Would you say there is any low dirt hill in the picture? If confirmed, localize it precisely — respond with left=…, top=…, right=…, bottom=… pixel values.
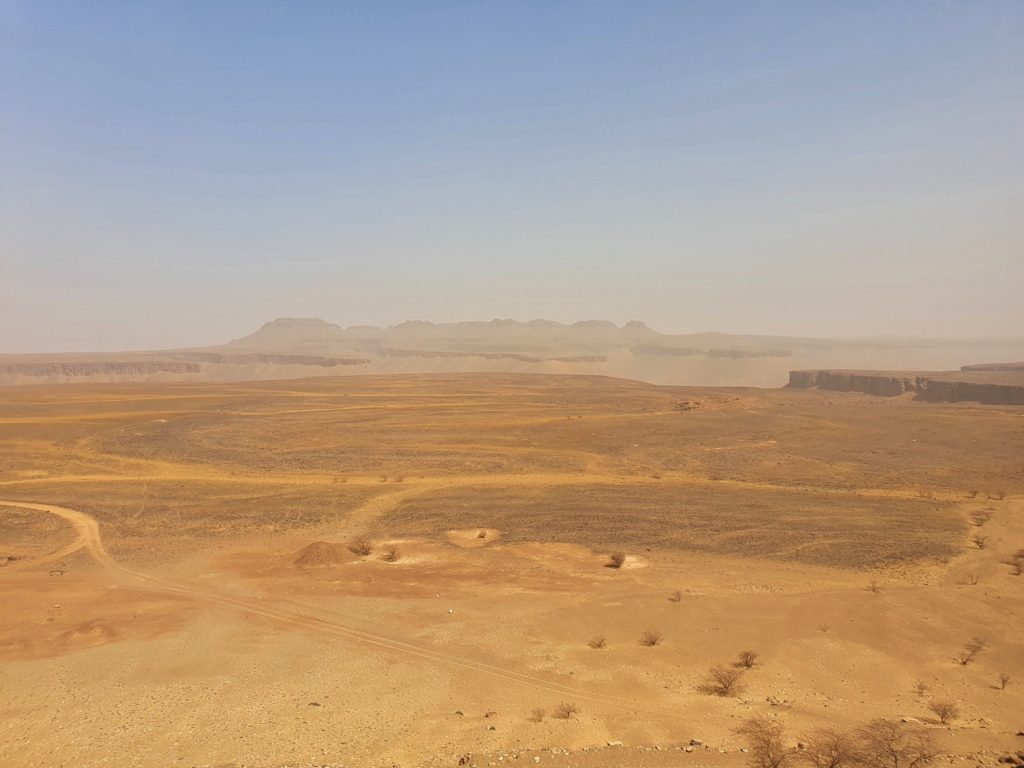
left=293, top=541, right=353, bottom=568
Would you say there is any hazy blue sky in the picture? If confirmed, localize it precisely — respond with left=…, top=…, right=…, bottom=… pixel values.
left=2, top=1, right=1022, bottom=351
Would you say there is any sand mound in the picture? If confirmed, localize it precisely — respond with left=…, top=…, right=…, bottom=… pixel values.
left=293, top=541, right=352, bottom=568
left=59, top=620, right=118, bottom=648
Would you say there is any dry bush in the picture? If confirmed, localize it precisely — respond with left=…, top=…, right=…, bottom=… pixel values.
left=853, top=719, right=938, bottom=768
left=737, top=650, right=760, bottom=669
left=998, top=672, right=1010, bottom=690
left=528, top=707, right=545, bottom=723
left=968, top=490, right=979, bottom=499
left=912, top=680, right=928, bottom=697
left=347, top=538, right=372, bottom=556
left=587, top=635, right=606, bottom=649
left=735, top=715, right=789, bottom=768
left=969, top=510, right=991, bottom=526
left=965, top=572, right=980, bottom=585
left=552, top=702, right=578, bottom=719
left=818, top=624, right=831, bottom=633
left=1004, top=550, right=1024, bottom=576
left=867, top=579, right=882, bottom=593
left=927, top=699, right=959, bottom=725
left=380, top=546, right=399, bottom=562
left=476, top=530, right=487, bottom=539
left=970, top=534, right=988, bottom=550
left=956, top=637, right=986, bottom=665
left=703, top=664, right=745, bottom=696
left=639, top=629, right=663, bottom=647
left=668, top=589, right=683, bottom=602
left=798, top=727, right=857, bottom=768
left=606, top=551, right=626, bottom=569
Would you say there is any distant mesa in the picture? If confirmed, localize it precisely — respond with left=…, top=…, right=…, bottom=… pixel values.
left=3, top=317, right=1024, bottom=389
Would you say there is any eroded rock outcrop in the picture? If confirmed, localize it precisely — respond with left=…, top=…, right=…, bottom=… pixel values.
left=788, top=369, right=1024, bottom=405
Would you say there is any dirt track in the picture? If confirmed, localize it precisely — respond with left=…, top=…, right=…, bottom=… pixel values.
left=0, top=498, right=676, bottom=718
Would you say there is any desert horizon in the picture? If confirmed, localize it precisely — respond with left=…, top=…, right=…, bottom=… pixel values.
left=3, top=2, right=1023, bottom=767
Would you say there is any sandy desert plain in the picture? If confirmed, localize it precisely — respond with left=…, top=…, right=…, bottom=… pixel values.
left=1, top=372, right=1023, bottom=768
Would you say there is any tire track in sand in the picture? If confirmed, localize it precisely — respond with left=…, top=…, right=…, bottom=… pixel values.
left=0, top=499, right=678, bottom=719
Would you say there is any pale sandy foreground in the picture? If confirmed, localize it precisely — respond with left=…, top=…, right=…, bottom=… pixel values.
left=1, top=375, right=1022, bottom=767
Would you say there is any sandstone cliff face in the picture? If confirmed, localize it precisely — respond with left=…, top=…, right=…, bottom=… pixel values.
left=172, top=352, right=369, bottom=367
left=0, top=361, right=202, bottom=379
left=961, top=362, right=1024, bottom=372
left=788, top=369, right=1024, bottom=405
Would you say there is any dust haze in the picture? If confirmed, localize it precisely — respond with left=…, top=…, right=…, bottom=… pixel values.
left=3, top=3, right=1024, bottom=768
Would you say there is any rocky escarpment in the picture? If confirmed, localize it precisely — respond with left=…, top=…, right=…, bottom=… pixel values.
left=170, top=352, right=369, bottom=367
left=962, top=362, right=1024, bottom=372
left=0, top=361, right=202, bottom=379
left=788, top=369, right=1024, bottom=405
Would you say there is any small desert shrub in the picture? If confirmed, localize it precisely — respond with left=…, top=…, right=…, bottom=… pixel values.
left=818, top=624, right=831, bottom=633
left=853, top=719, right=937, bottom=768
left=1004, top=551, right=1024, bottom=576
left=347, top=538, right=373, bottom=556
left=965, top=572, right=980, bottom=585
left=529, top=707, right=546, bottom=723
left=668, top=589, right=683, bottom=602
left=737, top=650, right=759, bottom=669
left=956, top=637, right=986, bottom=665
left=968, top=490, right=979, bottom=499
left=587, top=635, right=606, bottom=649
left=552, top=702, right=578, bottom=719
left=927, top=699, right=960, bottom=725
left=867, top=579, right=882, bottom=593
left=798, top=727, right=857, bottom=768
left=735, top=715, right=788, bottom=768
left=969, top=509, right=991, bottom=526
left=639, top=629, right=663, bottom=647
left=476, top=529, right=487, bottom=539
left=998, top=672, right=1010, bottom=690
left=703, top=664, right=745, bottom=696
left=970, top=534, right=988, bottom=550
left=912, top=680, right=929, bottom=697
left=606, top=551, right=626, bottom=569
left=381, top=546, right=399, bottom=562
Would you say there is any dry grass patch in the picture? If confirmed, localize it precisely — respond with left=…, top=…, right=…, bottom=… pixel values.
left=606, top=551, right=626, bottom=569
left=639, top=629, right=663, bottom=647
left=347, top=538, right=373, bottom=557
left=552, top=702, right=578, bottom=719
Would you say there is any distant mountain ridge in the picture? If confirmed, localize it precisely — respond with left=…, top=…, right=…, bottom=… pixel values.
left=2, top=316, right=1023, bottom=387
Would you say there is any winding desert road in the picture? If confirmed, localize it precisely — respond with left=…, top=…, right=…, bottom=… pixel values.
left=0, top=498, right=677, bottom=718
